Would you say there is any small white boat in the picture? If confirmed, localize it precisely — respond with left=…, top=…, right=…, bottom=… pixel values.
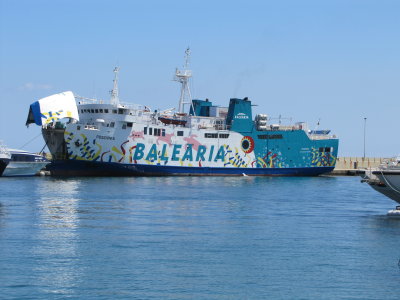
left=2, top=149, right=49, bottom=177
left=387, top=206, right=400, bottom=217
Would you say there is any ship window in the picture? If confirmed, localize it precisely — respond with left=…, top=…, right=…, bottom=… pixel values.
left=325, top=147, right=331, bottom=152
left=149, top=128, right=153, bottom=135
left=105, top=109, right=109, bottom=113
left=113, top=110, right=117, bottom=114
left=258, top=134, right=283, bottom=140
left=91, top=109, right=95, bottom=113
left=319, top=147, right=324, bottom=152
left=122, top=124, right=127, bottom=129
left=77, top=126, right=81, bottom=130
left=144, top=127, right=147, bottom=135
left=162, top=129, right=165, bottom=136
left=154, top=128, right=161, bottom=136
left=205, top=133, right=218, bottom=138
left=95, top=109, right=99, bottom=113
left=177, top=131, right=184, bottom=136
left=110, top=122, right=115, bottom=128
left=118, top=109, right=124, bottom=114
left=99, top=109, right=103, bottom=113
left=219, top=133, right=229, bottom=138
left=127, top=122, right=133, bottom=128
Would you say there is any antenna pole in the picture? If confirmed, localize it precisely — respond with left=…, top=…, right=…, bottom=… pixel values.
left=363, top=117, right=367, bottom=159
left=174, top=48, right=193, bottom=114
left=111, top=67, right=120, bottom=105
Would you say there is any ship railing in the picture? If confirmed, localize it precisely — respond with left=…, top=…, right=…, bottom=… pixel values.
left=259, top=125, right=304, bottom=131
left=42, top=122, right=66, bottom=130
left=118, top=102, right=144, bottom=111
left=308, top=134, right=337, bottom=140
left=75, top=95, right=106, bottom=104
left=214, top=124, right=227, bottom=130
left=75, top=95, right=144, bottom=110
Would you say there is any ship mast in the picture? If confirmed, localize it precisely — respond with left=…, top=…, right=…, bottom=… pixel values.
left=110, top=67, right=120, bottom=106
left=174, top=48, right=194, bottom=114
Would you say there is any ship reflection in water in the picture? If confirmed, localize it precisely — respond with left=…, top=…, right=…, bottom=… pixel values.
left=1, top=176, right=400, bottom=299
left=33, top=179, right=81, bottom=295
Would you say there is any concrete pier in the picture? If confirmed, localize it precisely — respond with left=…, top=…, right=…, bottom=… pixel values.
left=329, top=157, right=386, bottom=176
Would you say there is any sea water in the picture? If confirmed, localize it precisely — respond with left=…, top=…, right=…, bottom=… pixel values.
left=0, top=176, right=400, bottom=299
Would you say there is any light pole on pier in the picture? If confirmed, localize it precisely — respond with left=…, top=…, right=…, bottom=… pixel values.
left=363, top=117, right=367, bottom=159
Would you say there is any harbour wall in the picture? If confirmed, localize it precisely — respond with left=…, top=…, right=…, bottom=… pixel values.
left=331, top=157, right=386, bottom=175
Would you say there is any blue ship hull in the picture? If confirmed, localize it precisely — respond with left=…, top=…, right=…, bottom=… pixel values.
left=47, top=160, right=334, bottom=177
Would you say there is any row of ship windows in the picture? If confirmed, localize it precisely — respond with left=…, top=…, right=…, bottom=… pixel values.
left=257, top=134, right=283, bottom=140
left=143, top=127, right=230, bottom=139
left=204, top=133, right=230, bottom=139
left=144, top=127, right=167, bottom=137
left=81, top=108, right=131, bottom=115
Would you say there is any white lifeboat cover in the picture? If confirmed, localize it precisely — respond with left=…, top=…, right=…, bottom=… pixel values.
left=26, top=91, right=79, bottom=126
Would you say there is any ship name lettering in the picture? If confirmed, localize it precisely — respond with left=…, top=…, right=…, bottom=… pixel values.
left=96, top=135, right=115, bottom=140
left=132, top=143, right=225, bottom=163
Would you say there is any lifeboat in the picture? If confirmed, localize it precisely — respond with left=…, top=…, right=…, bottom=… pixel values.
left=158, top=115, right=187, bottom=126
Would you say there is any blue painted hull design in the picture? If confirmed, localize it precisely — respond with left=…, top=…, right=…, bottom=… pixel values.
left=47, top=160, right=334, bottom=177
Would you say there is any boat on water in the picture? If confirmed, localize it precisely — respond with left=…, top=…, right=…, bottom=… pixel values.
left=26, top=50, right=339, bottom=177
left=0, top=142, right=11, bottom=176
left=2, top=149, right=49, bottom=177
left=361, top=157, right=400, bottom=215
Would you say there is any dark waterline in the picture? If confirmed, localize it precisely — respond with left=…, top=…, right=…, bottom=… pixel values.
left=1, top=176, right=400, bottom=299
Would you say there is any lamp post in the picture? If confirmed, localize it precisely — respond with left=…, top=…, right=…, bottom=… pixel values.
left=363, top=117, right=367, bottom=159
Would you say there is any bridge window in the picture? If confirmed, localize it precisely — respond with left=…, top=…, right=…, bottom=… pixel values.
left=154, top=128, right=161, bottom=136
left=205, top=133, right=218, bottom=138
left=177, top=131, right=184, bottom=136
left=258, top=134, right=283, bottom=140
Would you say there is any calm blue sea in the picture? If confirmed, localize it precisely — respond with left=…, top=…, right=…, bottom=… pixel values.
left=1, top=175, right=400, bottom=299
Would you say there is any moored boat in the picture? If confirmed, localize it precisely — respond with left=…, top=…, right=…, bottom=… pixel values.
left=27, top=50, right=339, bottom=177
left=360, top=157, right=400, bottom=214
left=2, top=149, right=49, bottom=177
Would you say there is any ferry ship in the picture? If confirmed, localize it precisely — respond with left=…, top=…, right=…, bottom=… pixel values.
left=27, top=50, right=339, bottom=176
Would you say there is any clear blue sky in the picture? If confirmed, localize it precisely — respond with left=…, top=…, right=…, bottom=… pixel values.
left=1, top=0, right=399, bottom=157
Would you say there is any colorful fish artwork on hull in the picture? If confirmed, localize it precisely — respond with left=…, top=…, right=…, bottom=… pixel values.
left=311, top=147, right=336, bottom=167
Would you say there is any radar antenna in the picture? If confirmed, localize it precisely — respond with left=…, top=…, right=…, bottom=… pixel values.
left=174, top=48, right=194, bottom=114
left=110, top=67, right=120, bottom=106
